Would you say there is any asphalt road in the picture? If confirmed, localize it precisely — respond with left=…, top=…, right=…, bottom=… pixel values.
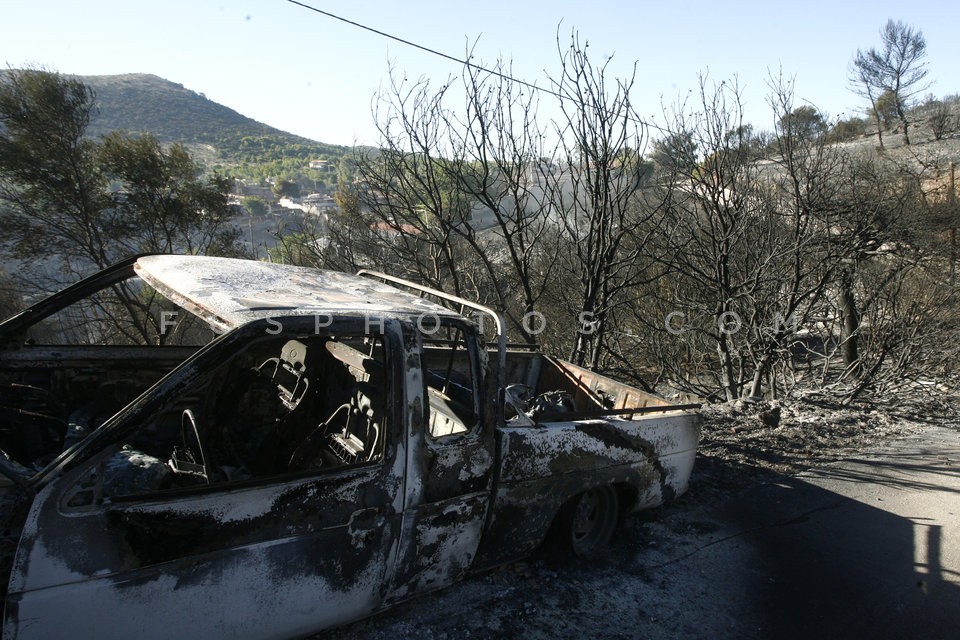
left=652, top=424, right=960, bottom=640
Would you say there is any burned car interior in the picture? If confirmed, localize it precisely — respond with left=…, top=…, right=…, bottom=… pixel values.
left=78, top=332, right=395, bottom=504
left=0, top=276, right=483, bottom=512
left=0, top=265, right=405, bottom=505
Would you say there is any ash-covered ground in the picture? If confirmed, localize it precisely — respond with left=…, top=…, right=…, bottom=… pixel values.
left=322, top=387, right=960, bottom=640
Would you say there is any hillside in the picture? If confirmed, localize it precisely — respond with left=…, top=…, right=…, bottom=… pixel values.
left=82, top=73, right=269, bottom=141
left=76, top=73, right=347, bottom=168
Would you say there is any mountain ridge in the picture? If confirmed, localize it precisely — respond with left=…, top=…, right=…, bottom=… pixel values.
left=42, top=72, right=350, bottom=165
left=81, top=72, right=282, bottom=142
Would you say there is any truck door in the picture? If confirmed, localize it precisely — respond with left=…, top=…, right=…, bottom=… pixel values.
left=388, top=321, right=496, bottom=601
left=4, top=319, right=407, bottom=640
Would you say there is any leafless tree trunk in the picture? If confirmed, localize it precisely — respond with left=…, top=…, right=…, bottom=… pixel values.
left=544, top=32, right=666, bottom=369
left=318, top=58, right=560, bottom=344
left=850, top=64, right=885, bottom=149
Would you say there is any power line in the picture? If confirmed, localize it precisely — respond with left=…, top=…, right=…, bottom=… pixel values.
left=285, top=0, right=564, bottom=101
left=284, top=0, right=666, bottom=135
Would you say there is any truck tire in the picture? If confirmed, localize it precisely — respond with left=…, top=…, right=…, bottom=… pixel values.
left=551, top=485, right=619, bottom=557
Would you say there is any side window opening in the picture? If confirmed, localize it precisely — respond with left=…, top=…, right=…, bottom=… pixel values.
left=0, top=277, right=215, bottom=474
left=64, top=331, right=391, bottom=507
left=421, top=323, right=480, bottom=440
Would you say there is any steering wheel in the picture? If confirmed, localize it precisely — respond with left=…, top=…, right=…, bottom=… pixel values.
left=168, top=409, right=211, bottom=483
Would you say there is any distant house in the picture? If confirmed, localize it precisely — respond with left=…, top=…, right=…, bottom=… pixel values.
left=233, top=180, right=273, bottom=199
left=278, top=197, right=305, bottom=212
left=302, top=193, right=336, bottom=214
left=308, top=159, right=329, bottom=170
left=370, top=221, right=422, bottom=237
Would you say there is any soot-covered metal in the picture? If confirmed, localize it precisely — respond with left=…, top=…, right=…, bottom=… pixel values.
left=0, top=255, right=699, bottom=640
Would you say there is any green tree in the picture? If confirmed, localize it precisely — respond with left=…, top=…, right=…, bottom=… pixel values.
left=650, top=130, right=698, bottom=177
left=851, top=19, right=930, bottom=145
left=826, top=117, right=867, bottom=143
left=97, top=131, right=242, bottom=256
left=0, top=69, right=242, bottom=269
left=272, top=177, right=301, bottom=199
left=0, top=69, right=110, bottom=265
left=777, top=105, right=827, bottom=140
left=241, top=196, right=270, bottom=217
left=333, top=156, right=360, bottom=217
left=872, top=89, right=899, bottom=128
left=0, top=68, right=244, bottom=343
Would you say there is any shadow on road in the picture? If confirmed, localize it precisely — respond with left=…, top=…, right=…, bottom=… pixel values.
left=712, top=443, right=960, bottom=639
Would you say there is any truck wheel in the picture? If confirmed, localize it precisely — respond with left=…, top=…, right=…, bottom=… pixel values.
left=557, top=485, right=619, bottom=557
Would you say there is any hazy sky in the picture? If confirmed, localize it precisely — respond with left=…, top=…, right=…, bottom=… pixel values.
left=4, top=1, right=959, bottom=147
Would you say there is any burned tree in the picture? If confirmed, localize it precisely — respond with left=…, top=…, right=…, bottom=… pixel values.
left=648, top=77, right=853, bottom=401
left=291, top=34, right=667, bottom=360
left=342, top=60, right=559, bottom=344
left=649, top=78, right=770, bottom=401
left=544, top=33, right=667, bottom=371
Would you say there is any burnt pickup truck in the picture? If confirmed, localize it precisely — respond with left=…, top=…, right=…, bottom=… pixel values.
left=0, top=255, right=699, bottom=639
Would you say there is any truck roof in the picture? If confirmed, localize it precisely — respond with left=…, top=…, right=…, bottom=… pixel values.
left=134, top=254, right=465, bottom=331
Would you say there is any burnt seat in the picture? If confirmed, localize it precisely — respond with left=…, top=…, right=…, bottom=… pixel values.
left=287, top=341, right=387, bottom=470
left=218, top=339, right=314, bottom=476
left=257, top=340, right=311, bottom=410
left=327, top=382, right=383, bottom=464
